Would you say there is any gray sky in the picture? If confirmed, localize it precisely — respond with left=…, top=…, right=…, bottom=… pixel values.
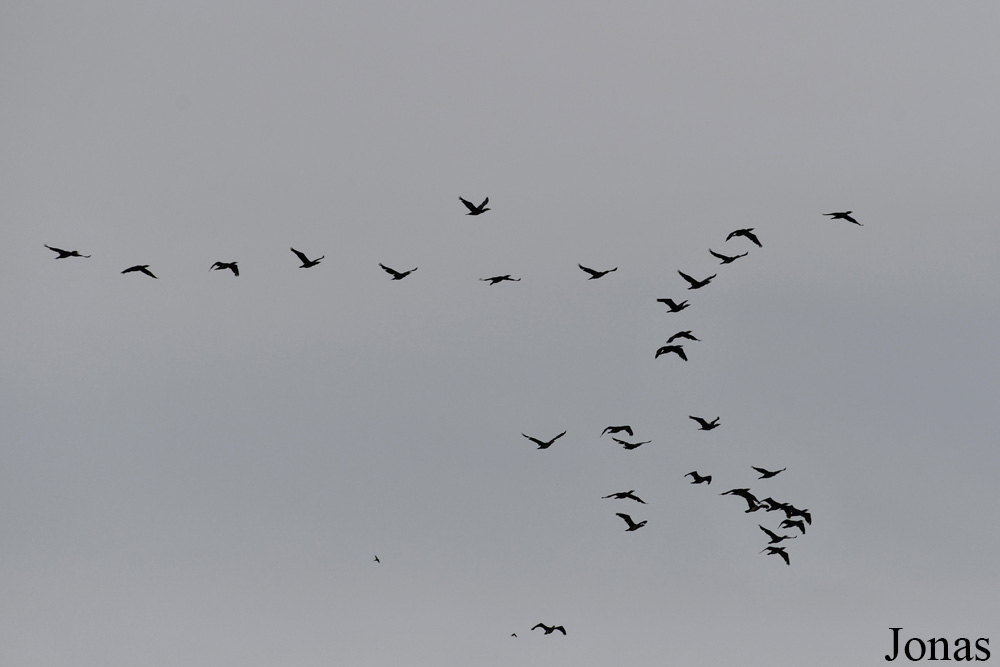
left=3, top=2, right=999, bottom=665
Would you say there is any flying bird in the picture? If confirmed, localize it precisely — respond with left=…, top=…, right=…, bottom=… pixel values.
left=761, top=545, right=790, bottom=565
left=532, top=624, right=567, bottom=635
left=602, top=490, right=646, bottom=504
left=290, top=247, right=324, bottom=268
left=689, top=415, right=720, bottom=431
left=655, top=345, right=687, bottom=361
left=44, top=244, right=90, bottom=258
left=612, top=437, right=650, bottom=450
left=721, top=488, right=760, bottom=512
left=379, top=263, right=417, bottom=280
left=684, top=471, right=712, bottom=485
left=616, top=513, right=647, bottom=532
left=373, top=555, right=380, bottom=563
left=726, top=228, right=762, bottom=247
left=666, top=331, right=700, bottom=343
left=752, top=466, right=786, bottom=479
left=759, top=525, right=797, bottom=544
left=578, top=264, right=618, bottom=279
left=824, top=210, right=861, bottom=225
left=121, top=265, right=157, bottom=279
left=522, top=430, right=567, bottom=449
left=657, top=298, right=690, bottom=313
left=601, top=425, right=633, bottom=437
left=480, top=275, right=521, bottom=285
left=459, top=196, right=490, bottom=215
left=209, top=261, right=239, bottom=276
left=780, top=519, right=806, bottom=535
left=709, top=248, right=747, bottom=264
left=678, top=270, right=716, bottom=290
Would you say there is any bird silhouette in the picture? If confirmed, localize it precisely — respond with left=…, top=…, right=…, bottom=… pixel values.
left=209, top=261, right=239, bottom=276
left=121, top=265, right=157, bottom=279
left=379, top=263, right=417, bottom=280
left=290, top=247, right=323, bottom=268
left=709, top=248, right=747, bottom=264
left=602, top=490, right=646, bottom=503
left=752, top=466, right=786, bottom=479
left=780, top=519, right=806, bottom=535
left=612, top=437, right=650, bottom=450
left=726, top=228, right=762, bottom=247
left=761, top=545, right=790, bottom=565
left=522, top=430, right=567, bottom=449
left=532, top=623, right=567, bottom=635
left=601, top=425, right=633, bottom=437
left=657, top=298, right=690, bottom=313
left=459, top=196, right=490, bottom=215
left=824, top=211, right=861, bottom=225
left=666, top=331, right=700, bottom=343
left=578, top=264, right=617, bottom=279
left=678, top=270, right=716, bottom=290
left=45, top=244, right=90, bottom=258
left=684, top=471, right=712, bottom=485
left=373, top=555, right=380, bottom=563
left=759, top=525, right=797, bottom=544
left=655, top=344, right=687, bottom=361
left=721, top=488, right=760, bottom=511
left=480, top=275, right=521, bottom=285
left=616, top=513, right=647, bottom=531
left=689, top=415, right=720, bottom=430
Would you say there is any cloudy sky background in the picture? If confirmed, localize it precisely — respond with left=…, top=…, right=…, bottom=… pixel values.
left=3, top=2, right=999, bottom=665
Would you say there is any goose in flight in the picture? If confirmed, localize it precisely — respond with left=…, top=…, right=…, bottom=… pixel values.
left=578, top=264, right=617, bottom=279
left=290, top=247, right=324, bottom=268
left=780, top=519, right=806, bottom=535
left=761, top=545, right=790, bottom=565
left=666, top=331, right=700, bottom=343
left=379, top=263, right=417, bottom=280
left=689, top=415, right=720, bottom=430
left=684, top=471, right=712, bottom=485
left=752, top=466, right=786, bottom=479
left=532, top=623, right=567, bottom=635
left=121, top=264, right=157, bottom=279
left=45, top=244, right=90, bottom=258
left=657, top=298, right=690, bottom=313
left=373, top=555, right=380, bottom=563
left=721, top=488, right=760, bottom=512
left=678, top=270, right=716, bottom=290
left=209, top=261, right=239, bottom=276
left=613, top=437, right=650, bottom=450
left=522, top=430, right=567, bottom=449
left=824, top=210, right=861, bottom=225
left=481, top=274, right=521, bottom=285
left=601, top=425, right=633, bottom=437
left=709, top=248, right=747, bottom=264
left=459, top=196, right=490, bottom=215
left=726, top=228, right=762, bottom=247
left=616, top=512, right=647, bottom=532
left=602, top=490, right=646, bottom=504
left=655, top=344, right=687, bottom=361
left=759, top=525, right=797, bottom=545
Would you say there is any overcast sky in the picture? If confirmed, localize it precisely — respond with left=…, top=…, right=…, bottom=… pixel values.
left=3, top=2, right=1000, bottom=666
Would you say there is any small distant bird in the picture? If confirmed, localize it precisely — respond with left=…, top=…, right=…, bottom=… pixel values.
left=721, top=488, right=759, bottom=511
left=657, top=298, right=690, bottom=313
left=481, top=275, right=520, bottom=285
left=379, top=263, right=417, bottom=280
left=824, top=211, right=861, bottom=226
left=460, top=196, right=490, bottom=215
left=780, top=519, right=806, bottom=535
left=726, top=228, right=762, bottom=247
left=783, top=505, right=812, bottom=525
left=612, top=437, right=650, bottom=450
left=578, top=264, right=617, bottom=279
left=655, top=344, right=687, bottom=361
left=709, top=248, right=747, bottom=264
left=290, top=247, right=324, bottom=268
left=759, top=525, right=797, bottom=545
left=761, top=545, right=790, bottom=565
left=373, top=555, right=380, bottom=563
left=752, top=466, right=786, bottom=479
left=678, top=270, right=716, bottom=290
left=684, top=471, right=712, bottom=485
left=666, top=331, right=699, bottom=343
left=532, top=623, right=567, bottom=635
left=616, top=512, right=647, bottom=532
left=511, top=633, right=517, bottom=638
left=602, top=490, right=646, bottom=504
left=122, top=265, right=157, bottom=279
left=601, top=425, right=633, bottom=437
left=209, top=261, right=239, bottom=276
left=689, top=415, right=720, bottom=431
left=522, top=430, right=567, bottom=449
left=45, top=244, right=90, bottom=258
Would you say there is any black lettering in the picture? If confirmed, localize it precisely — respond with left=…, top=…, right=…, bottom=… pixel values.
left=886, top=628, right=902, bottom=661
left=954, top=638, right=971, bottom=661
left=907, top=637, right=927, bottom=661
left=974, top=637, right=989, bottom=661
left=928, top=637, right=949, bottom=660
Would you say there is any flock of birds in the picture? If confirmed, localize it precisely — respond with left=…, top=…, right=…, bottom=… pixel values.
left=44, top=198, right=862, bottom=640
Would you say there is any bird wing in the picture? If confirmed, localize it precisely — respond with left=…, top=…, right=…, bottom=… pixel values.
left=616, top=513, right=635, bottom=527
left=677, top=270, right=696, bottom=285
left=552, top=430, right=567, bottom=441
left=578, top=264, right=599, bottom=277
left=459, top=197, right=477, bottom=212
left=290, top=247, right=309, bottom=263
left=140, top=267, right=157, bottom=279
left=479, top=197, right=489, bottom=209
left=231, top=264, right=239, bottom=276
left=708, top=249, right=728, bottom=260
left=689, top=416, right=707, bottom=427
left=555, top=626, right=567, bottom=635
left=379, top=263, right=401, bottom=277
left=759, top=525, right=779, bottom=540
left=521, top=433, right=542, bottom=445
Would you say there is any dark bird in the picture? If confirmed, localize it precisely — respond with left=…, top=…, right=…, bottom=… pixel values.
left=752, top=466, right=786, bottom=479
left=684, top=471, right=712, bottom=485
left=578, top=264, right=618, bottom=279
left=759, top=525, right=797, bottom=544
left=761, top=545, right=790, bottom=565
left=45, top=244, right=90, bottom=259
left=657, top=298, right=690, bottom=313
left=290, top=247, right=324, bottom=268
left=726, top=228, right=762, bottom=247
left=480, top=275, right=521, bottom=285
left=522, top=430, right=567, bottom=449
left=780, top=519, right=806, bottom=535
left=373, top=555, right=380, bottom=563
left=666, top=331, right=700, bottom=343
left=678, top=270, right=716, bottom=290
left=709, top=248, right=747, bottom=264
left=602, top=490, right=646, bottom=504
left=783, top=505, right=812, bottom=525
left=601, top=425, right=633, bottom=437
left=532, top=623, right=567, bottom=635
left=121, top=265, right=157, bottom=279
left=379, top=263, right=417, bottom=280
left=824, top=211, right=861, bottom=226
left=615, top=513, right=647, bottom=532
left=689, top=415, right=720, bottom=430
left=721, top=488, right=760, bottom=511
left=655, top=344, right=687, bottom=361
left=613, top=437, right=650, bottom=450
left=209, top=261, right=239, bottom=276
left=459, top=196, right=490, bottom=215
left=511, top=633, right=517, bottom=638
